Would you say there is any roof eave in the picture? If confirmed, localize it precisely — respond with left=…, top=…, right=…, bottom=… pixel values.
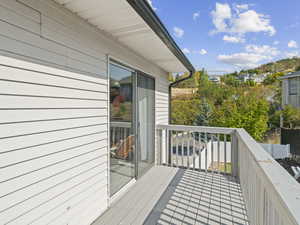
left=279, top=72, right=300, bottom=80
left=127, top=0, right=195, bottom=74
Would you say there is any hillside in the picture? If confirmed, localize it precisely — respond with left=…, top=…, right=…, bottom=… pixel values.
left=242, top=57, right=300, bottom=74
left=173, top=57, right=300, bottom=88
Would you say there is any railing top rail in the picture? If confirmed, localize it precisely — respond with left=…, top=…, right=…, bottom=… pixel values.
left=111, top=121, right=132, bottom=128
left=157, top=124, right=235, bottom=135
left=236, top=128, right=300, bottom=224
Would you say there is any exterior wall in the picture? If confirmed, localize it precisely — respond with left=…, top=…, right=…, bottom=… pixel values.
left=0, top=0, right=169, bottom=224
left=282, top=77, right=300, bottom=108
left=282, top=79, right=289, bottom=106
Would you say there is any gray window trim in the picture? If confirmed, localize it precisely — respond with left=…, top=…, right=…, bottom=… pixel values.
left=288, top=79, right=298, bottom=96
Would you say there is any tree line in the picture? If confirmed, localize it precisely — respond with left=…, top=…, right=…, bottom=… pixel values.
left=171, top=68, right=300, bottom=141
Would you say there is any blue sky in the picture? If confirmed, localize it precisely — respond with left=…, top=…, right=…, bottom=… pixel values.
left=148, top=0, right=300, bottom=73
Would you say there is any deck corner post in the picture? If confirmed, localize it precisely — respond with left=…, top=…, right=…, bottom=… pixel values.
left=231, top=129, right=239, bottom=179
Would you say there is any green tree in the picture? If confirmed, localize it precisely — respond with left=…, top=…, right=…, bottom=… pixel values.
left=263, top=72, right=284, bottom=85
left=222, top=75, right=240, bottom=87
left=211, top=93, right=269, bottom=141
left=281, top=105, right=300, bottom=128
left=245, top=80, right=256, bottom=87
left=171, top=98, right=201, bottom=125
left=194, top=100, right=213, bottom=126
left=168, top=73, right=175, bottom=82
left=194, top=71, right=201, bottom=87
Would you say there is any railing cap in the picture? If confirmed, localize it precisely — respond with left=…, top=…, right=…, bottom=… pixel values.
left=156, top=124, right=235, bottom=135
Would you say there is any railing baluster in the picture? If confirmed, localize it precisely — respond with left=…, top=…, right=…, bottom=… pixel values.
left=112, top=127, right=116, bottom=146
left=165, top=129, right=169, bottom=166
left=199, top=132, right=202, bottom=171
left=224, top=134, right=227, bottom=173
left=171, top=130, right=173, bottom=167
left=187, top=131, right=190, bottom=169
left=121, top=127, right=124, bottom=144
left=159, top=129, right=162, bottom=165
left=205, top=132, right=208, bottom=172
left=193, top=132, right=196, bottom=170
left=211, top=134, right=214, bottom=172
left=230, top=134, right=235, bottom=176
left=181, top=131, right=184, bottom=167
left=176, top=131, right=179, bottom=167
left=217, top=133, right=220, bottom=174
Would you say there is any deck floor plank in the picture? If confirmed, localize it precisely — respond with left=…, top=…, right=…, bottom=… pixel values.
left=92, top=166, right=249, bottom=225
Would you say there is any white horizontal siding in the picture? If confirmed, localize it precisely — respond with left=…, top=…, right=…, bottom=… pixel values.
left=156, top=75, right=169, bottom=125
left=0, top=0, right=170, bottom=224
left=0, top=57, right=108, bottom=225
left=0, top=0, right=41, bottom=34
left=0, top=109, right=107, bottom=124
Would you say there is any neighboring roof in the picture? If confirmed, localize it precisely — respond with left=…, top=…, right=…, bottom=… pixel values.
left=54, top=0, right=195, bottom=73
left=279, top=71, right=300, bottom=80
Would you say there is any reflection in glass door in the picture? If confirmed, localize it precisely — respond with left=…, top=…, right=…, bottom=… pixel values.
left=109, top=62, right=135, bottom=196
left=137, top=73, right=155, bottom=178
left=109, top=61, right=156, bottom=196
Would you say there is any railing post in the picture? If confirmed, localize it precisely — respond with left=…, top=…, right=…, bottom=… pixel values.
left=156, top=128, right=162, bottom=165
left=165, top=128, right=169, bottom=166
left=231, top=130, right=239, bottom=178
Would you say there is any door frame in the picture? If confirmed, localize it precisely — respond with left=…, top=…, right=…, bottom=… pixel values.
left=135, top=71, right=156, bottom=179
left=107, top=56, right=156, bottom=199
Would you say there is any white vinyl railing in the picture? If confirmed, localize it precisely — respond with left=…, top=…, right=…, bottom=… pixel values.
left=156, top=124, right=237, bottom=175
left=110, top=121, right=132, bottom=147
left=157, top=124, right=300, bottom=225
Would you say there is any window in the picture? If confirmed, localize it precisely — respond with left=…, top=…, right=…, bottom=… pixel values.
left=288, top=79, right=298, bottom=95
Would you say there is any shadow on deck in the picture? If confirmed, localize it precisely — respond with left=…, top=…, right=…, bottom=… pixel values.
left=93, top=166, right=249, bottom=225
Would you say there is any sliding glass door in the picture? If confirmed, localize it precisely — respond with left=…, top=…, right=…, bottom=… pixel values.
left=109, top=63, right=135, bottom=196
left=109, top=61, right=155, bottom=196
left=136, top=73, right=155, bottom=178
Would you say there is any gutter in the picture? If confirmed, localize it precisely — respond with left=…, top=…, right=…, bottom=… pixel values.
left=127, top=0, right=196, bottom=123
left=168, top=71, right=194, bottom=123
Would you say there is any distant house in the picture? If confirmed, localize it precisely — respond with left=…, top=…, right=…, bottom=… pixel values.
left=238, top=73, right=255, bottom=82
left=208, top=75, right=221, bottom=83
left=209, top=77, right=220, bottom=83
left=254, top=74, right=268, bottom=83
left=238, top=73, right=267, bottom=84
left=280, top=71, right=300, bottom=108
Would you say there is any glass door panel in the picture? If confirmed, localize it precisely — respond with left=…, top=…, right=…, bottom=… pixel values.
left=109, top=63, right=135, bottom=196
left=137, top=73, right=155, bottom=177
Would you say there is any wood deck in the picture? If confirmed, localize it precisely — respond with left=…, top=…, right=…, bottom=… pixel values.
left=93, top=166, right=249, bottom=225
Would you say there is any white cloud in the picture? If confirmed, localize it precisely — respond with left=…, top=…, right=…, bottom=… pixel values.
left=285, top=51, right=299, bottom=58
left=173, top=27, right=184, bottom=38
left=193, top=12, right=200, bottom=21
left=245, top=44, right=280, bottom=57
left=223, top=35, right=245, bottom=43
left=236, top=4, right=249, bottom=10
left=182, top=48, right=190, bottom=54
left=273, top=40, right=280, bottom=45
left=211, top=3, right=232, bottom=33
left=146, top=0, right=157, bottom=10
left=211, top=3, right=276, bottom=36
left=218, top=45, right=280, bottom=69
left=183, top=48, right=207, bottom=55
left=199, top=49, right=208, bottom=55
left=218, top=53, right=268, bottom=68
left=231, top=10, right=276, bottom=36
left=288, top=40, right=298, bottom=48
